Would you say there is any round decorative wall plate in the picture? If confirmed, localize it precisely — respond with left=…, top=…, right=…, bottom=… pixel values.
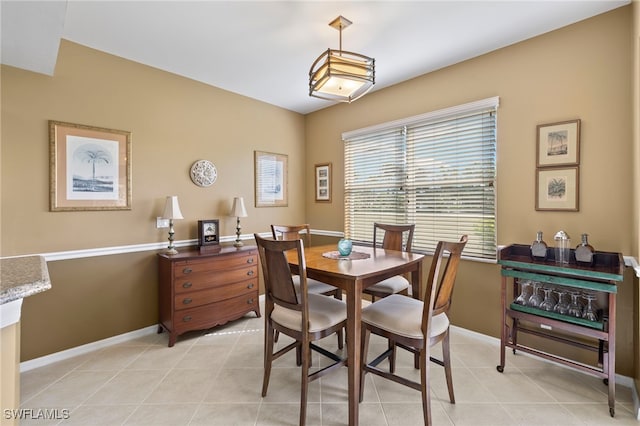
left=190, top=160, right=217, bottom=187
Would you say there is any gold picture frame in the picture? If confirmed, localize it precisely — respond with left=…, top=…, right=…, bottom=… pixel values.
left=536, top=119, right=581, bottom=167
left=314, top=163, right=332, bottom=203
left=254, top=150, right=288, bottom=207
left=535, top=166, right=579, bottom=211
left=49, top=120, right=132, bottom=211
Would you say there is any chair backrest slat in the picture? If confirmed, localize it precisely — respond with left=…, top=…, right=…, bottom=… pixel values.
left=255, top=234, right=304, bottom=311
left=271, top=224, right=311, bottom=248
left=373, top=223, right=415, bottom=252
left=422, top=235, right=468, bottom=329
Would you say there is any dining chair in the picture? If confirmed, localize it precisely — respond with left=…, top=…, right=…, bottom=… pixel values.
left=364, top=223, right=416, bottom=301
left=254, top=234, right=347, bottom=426
left=359, top=235, right=468, bottom=426
left=271, top=224, right=344, bottom=348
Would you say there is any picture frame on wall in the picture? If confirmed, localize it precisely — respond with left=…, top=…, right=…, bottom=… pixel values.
left=535, top=166, right=579, bottom=211
left=254, top=150, right=288, bottom=207
left=198, top=219, right=221, bottom=253
left=49, top=120, right=132, bottom=212
left=536, top=119, right=581, bottom=167
left=314, top=163, right=332, bottom=203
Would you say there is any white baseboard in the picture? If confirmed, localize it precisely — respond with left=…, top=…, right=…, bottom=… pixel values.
left=19, top=325, right=158, bottom=372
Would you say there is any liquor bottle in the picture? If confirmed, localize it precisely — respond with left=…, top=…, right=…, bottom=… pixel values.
left=575, top=233, right=595, bottom=266
left=530, top=231, right=548, bottom=260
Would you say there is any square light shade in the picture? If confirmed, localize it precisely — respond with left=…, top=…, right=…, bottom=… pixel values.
left=309, top=49, right=375, bottom=103
left=231, top=197, right=248, bottom=218
left=162, top=195, right=184, bottom=220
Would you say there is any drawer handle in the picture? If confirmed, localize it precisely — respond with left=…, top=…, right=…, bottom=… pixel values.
left=182, top=282, right=192, bottom=289
left=247, top=270, right=254, bottom=276
left=247, top=283, right=254, bottom=289
left=182, top=267, right=193, bottom=274
left=183, top=315, right=192, bottom=322
left=247, top=298, right=254, bottom=305
left=183, top=298, right=192, bottom=305
left=246, top=258, right=254, bottom=264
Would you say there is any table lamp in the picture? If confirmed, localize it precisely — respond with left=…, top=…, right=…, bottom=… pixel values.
left=230, top=197, right=247, bottom=247
left=163, top=195, right=184, bottom=254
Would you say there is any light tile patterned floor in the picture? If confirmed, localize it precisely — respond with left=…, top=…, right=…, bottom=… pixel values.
left=20, top=300, right=638, bottom=425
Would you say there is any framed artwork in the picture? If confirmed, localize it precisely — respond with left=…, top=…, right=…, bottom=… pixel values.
left=49, top=120, right=131, bottom=211
left=198, top=219, right=220, bottom=253
left=315, top=163, right=332, bottom=202
left=536, top=119, right=581, bottom=167
left=254, top=151, right=288, bottom=207
left=535, top=166, right=579, bottom=211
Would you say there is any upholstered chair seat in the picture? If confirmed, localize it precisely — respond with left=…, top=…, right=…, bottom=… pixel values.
left=364, top=223, right=415, bottom=301
left=364, top=275, right=410, bottom=297
left=273, top=293, right=347, bottom=333
left=361, top=294, right=449, bottom=339
left=292, top=275, right=342, bottom=297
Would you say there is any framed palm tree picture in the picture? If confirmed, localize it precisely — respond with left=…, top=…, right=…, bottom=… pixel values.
left=49, top=120, right=132, bottom=211
left=535, top=166, right=579, bottom=211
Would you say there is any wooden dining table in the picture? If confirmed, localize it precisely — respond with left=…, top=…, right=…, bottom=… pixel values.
left=286, top=244, right=424, bottom=426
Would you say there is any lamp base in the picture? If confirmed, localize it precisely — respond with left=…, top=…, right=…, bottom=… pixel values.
left=234, top=240, right=244, bottom=248
left=165, top=247, right=179, bottom=255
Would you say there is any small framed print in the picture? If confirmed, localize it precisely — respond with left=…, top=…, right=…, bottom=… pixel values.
left=535, top=167, right=579, bottom=211
left=198, top=219, right=220, bottom=252
left=315, top=163, right=331, bottom=202
left=536, top=119, right=581, bottom=167
left=254, top=151, right=288, bottom=207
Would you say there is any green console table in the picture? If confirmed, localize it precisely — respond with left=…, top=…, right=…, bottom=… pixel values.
left=497, top=244, right=624, bottom=417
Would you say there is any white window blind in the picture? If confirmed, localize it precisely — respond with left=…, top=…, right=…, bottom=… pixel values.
left=343, top=97, right=498, bottom=260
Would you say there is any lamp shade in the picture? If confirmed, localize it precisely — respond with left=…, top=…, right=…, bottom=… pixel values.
left=162, top=196, right=184, bottom=220
left=231, top=197, right=248, bottom=218
left=309, top=49, right=374, bottom=102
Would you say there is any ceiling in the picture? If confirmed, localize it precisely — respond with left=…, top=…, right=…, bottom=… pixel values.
left=1, top=1, right=630, bottom=114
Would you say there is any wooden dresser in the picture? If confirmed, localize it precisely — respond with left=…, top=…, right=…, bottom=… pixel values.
left=157, top=246, right=260, bottom=347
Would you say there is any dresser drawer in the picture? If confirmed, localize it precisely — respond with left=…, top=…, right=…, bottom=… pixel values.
left=173, top=293, right=259, bottom=334
left=174, top=265, right=258, bottom=293
left=173, top=254, right=257, bottom=278
left=174, top=279, right=258, bottom=310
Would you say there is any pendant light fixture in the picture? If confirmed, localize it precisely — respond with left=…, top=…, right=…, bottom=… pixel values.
left=309, top=15, right=375, bottom=103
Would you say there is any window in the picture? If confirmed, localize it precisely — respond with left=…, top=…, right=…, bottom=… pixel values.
left=343, top=97, right=498, bottom=261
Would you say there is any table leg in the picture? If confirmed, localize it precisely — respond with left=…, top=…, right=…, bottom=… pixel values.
left=411, top=262, right=422, bottom=300
left=346, top=281, right=363, bottom=426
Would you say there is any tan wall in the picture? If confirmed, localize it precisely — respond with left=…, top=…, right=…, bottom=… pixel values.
left=306, top=7, right=635, bottom=375
left=1, top=41, right=306, bottom=359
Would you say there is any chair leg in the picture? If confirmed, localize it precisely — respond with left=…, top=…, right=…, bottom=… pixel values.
left=262, top=322, right=275, bottom=397
left=420, top=346, right=432, bottom=426
left=360, top=325, right=371, bottom=402
left=334, top=291, right=344, bottom=350
left=442, top=328, right=455, bottom=404
left=300, top=339, right=310, bottom=426
left=389, top=339, right=397, bottom=374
